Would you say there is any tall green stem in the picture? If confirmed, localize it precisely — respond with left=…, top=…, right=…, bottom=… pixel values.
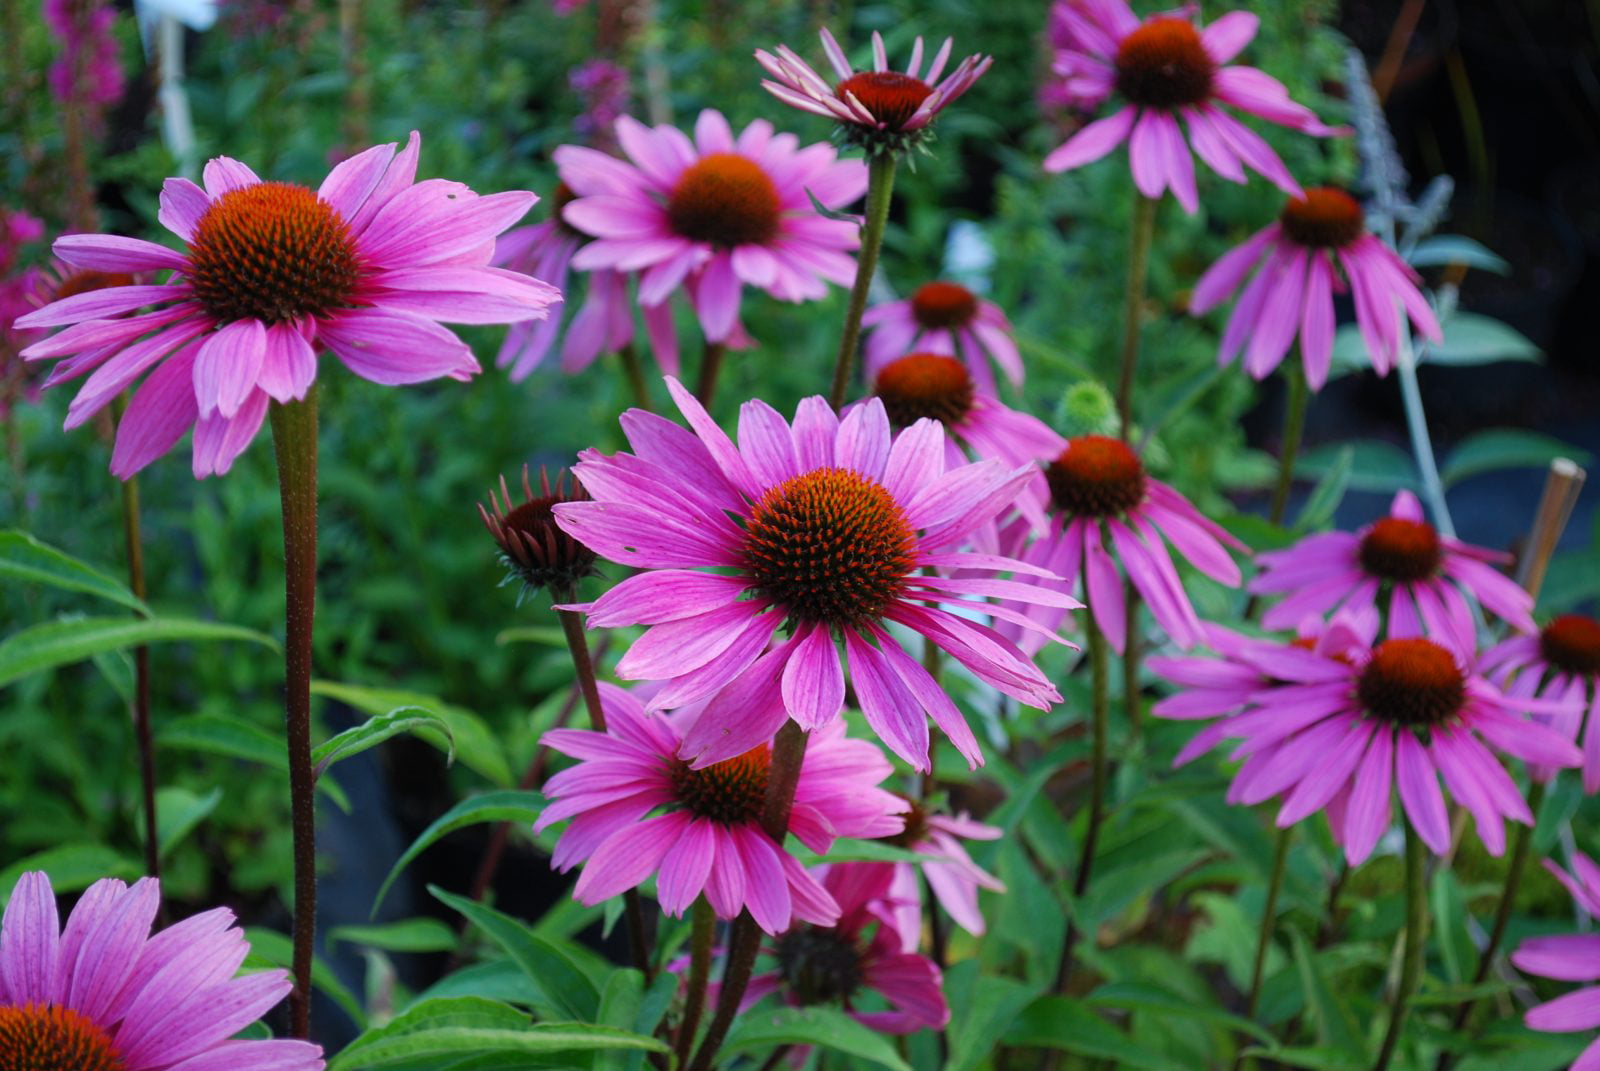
left=1054, top=610, right=1110, bottom=992
left=1268, top=364, right=1310, bottom=526
left=677, top=896, right=716, bottom=1064
left=618, top=343, right=652, bottom=411
left=688, top=721, right=808, bottom=1071
left=1239, top=825, right=1293, bottom=1052
left=1115, top=194, right=1157, bottom=441
left=1373, top=822, right=1430, bottom=1071
left=829, top=153, right=897, bottom=411
left=269, top=391, right=320, bottom=1040
left=1435, top=781, right=1546, bottom=1071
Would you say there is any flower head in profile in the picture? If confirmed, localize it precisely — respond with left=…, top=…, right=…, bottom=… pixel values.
left=1002, top=434, right=1244, bottom=654
left=534, top=684, right=906, bottom=935
left=1251, top=490, right=1536, bottom=652
left=1480, top=614, right=1600, bottom=792
left=756, top=29, right=991, bottom=156
left=554, top=379, right=1070, bottom=772
left=1190, top=188, right=1442, bottom=388
left=1189, top=610, right=1580, bottom=864
left=0, top=870, right=323, bottom=1070
left=748, top=863, right=948, bottom=1033
left=1512, top=853, right=1600, bottom=1071
left=17, top=133, right=558, bottom=479
left=558, top=110, right=865, bottom=347
left=882, top=797, right=1005, bottom=938
left=864, top=282, right=1022, bottom=394
left=1043, top=4, right=1342, bottom=212
left=478, top=465, right=598, bottom=603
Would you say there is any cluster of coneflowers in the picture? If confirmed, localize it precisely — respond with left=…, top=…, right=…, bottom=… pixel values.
left=2, top=1, right=1598, bottom=1069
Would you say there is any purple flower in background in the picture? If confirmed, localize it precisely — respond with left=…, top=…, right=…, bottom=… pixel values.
left=44, top=0, right=125, bottom=111
left=1513, top=853, right=1600, bottom=1071
left=571, top=59, right=630, bottom=145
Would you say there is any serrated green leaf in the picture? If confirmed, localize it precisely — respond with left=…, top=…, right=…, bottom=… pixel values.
left=311, top=680, right=510, bottom=787
left=430, top=886, right=599, bottom=1023
left=0, top=529, right=147, bottom=613
left=372, top=791, right=544, bottom=913
left=947, top=969, right=1041, bottom=1071
left=151, top=785, right=223, bottom=860
left=0, top=616, right=276, bottom=688
left=313, top=706, right=454, bottom=778
left=156, top=714, right=351, bottom=811
left=720, top=1005, right=912, bottom=1071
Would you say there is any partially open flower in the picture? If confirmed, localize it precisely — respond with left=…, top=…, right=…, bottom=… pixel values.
left=479, top=465, right=598, bottom=602
left=863, top=282, right=1022, bottom=393
left=1480, top=614, right=1600, bottom=792
left=1512, top=853, right=1600, bottom=1071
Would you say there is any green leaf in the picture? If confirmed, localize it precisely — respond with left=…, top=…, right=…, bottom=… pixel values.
left=1407, top=235, right=1510, bottom=275
left=946, top=969, right=1041, bottom=1071
left=313, top=706, right=455, bottom=778
left=157, top=713, right=351, bottom=811
left=1085, top=981, right=1276, bottom=1042
left=1426, top=313, right=1541, bottom=366
left=1295, top=446, right=1353, bottom=531
left=1235, top=1045, right=1365, bottom=1070
left=311, top=680, right=511, bottom=787
left=492, top=626, right=567, bottom=648
left=1298, top=441, right=1418, bottom=493
left=0, top=530, right=147, bottom=613
left=1440, top=429, right=1593, bottom=488
left=0, top=844, right=139, bottom=906
left=245, top=927, right=367, bottom=1028
left=151, top=786, right=224, bottom=860
left=373, top=791, right=545, bottom=913
left=0, top=616, right=276, bottom=688
left=1289, top=929, right=1361, bottom=1056
left=329, top=917, right=460, bottom=955
left=411, top=960, right=543, bottom=1009
left=430, top=886, right=599, bottom=1023
left=1007, top=994, right=1185, bottom=1071
left=331, top=997, right=667, bottom=1071
left=720, top=1005, right=912, bottom=1071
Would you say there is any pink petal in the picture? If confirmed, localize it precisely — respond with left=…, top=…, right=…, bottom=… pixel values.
left=192, top=318, right=267, bottom=419
left=1043, top=106, right=1137, bottom=173
left=782, top=622, right=846, bottom=731
left=319, top=307, right=477, bottom=385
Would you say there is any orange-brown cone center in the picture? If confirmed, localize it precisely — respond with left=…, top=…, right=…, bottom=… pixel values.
left=875, top=354, right=974, bottom=428
left=1280, top=188, right=1365, bottom=249
left=187, top=181, right=360, bottom=325
left=742, top=466, right=918, bottom=626
left=672, top=744, right=772, bottom=824
left=551, top=181, right=581, bottom=237
left=909, top=281, right=978, bottom=331
left=776, top=927, right=865, bottom=1005
left=1046, top=435, right=1147, bottom=518
left=1358, top=638, right=1465, bottom=726
left=0, top=1004, right=125, bottom=1071
left=882, top=793, right=930, bottom=849
left=836, top=71, right=935, bottom=130
left=1358, top=517, right=1442, bottom=583
left=480, top=468, right=597, bottom=597
left=1540, top=614, right=1600, bottom=677
left=666, top=153, right=781, bottom=248
left=1114, top=17, right=1216, bottom=109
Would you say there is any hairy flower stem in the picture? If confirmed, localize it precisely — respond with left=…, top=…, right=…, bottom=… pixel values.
left=689, top=721, right=808, bottom=1071
left=677, top=896, right=716, bottom=1064
left=269, top=391, right=320, bottom=1040
left=1115, top=194, right=1157, bottom=441
left=1054, top=612, right=1110, bottom=994
left=695, top=341, right=727, bottom=408
left=619, top=342, right=653, bottom=411
left=1234, top=824, right=1293, bottom=1069
left=1268, top=364, right=1310, bottom=526
left=1434, top=781, right=1546, bottom=1071
left=557, top=602, right=654, bottom=978
left=1373, top=822, right=1430, bottom=1071
left=829, top=153, right=897, bottom=410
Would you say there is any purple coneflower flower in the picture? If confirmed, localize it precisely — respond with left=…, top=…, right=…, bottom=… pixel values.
left=554, top=379, right=1070, bottom=771
left=884, top=798, right=1004, bottom=938
left=558, top=110, right=866, bottom=347
left=0, top=870, right=323, bottom=1069
left=1512, top=853, right=1600, bottom=1071
left=1190, top=187, right=1443, bottom=388
left=1251, top=490, right=1536, bottom=653
left=863, top=283, right=1023, bottom=394
left=17, top=133, right=558, bottom=478
left=534, top=683, right=906, bottom=935
left=756, top=29, right=991, bottom=156
left=1043, top=3, right=1342, bottom=212
left=1480, top=614, right=1600, bottom=792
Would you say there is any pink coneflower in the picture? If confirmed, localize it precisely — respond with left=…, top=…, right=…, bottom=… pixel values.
left=745, top=863, right=948, bottom=1033
left=1251, top=490, right=1536, bottom=653
left=1208, top=611, right=1580, bottom=864
left=863, top=283, right=1023, bottom=394
left=1042, top=4, right=1341, bottom=212
left=0, top=870, right=323, bottom=1069
left=554, top=378, right=1070, bottom=772
left=1190, top=188, right=1443, bottom=388
left=870, top=354, right=1063, bottom=536
left=1002, top=434, right=1244, bottom=654
left=17, top=133, right=558, bottom=479
left=1512, top=854, right=1600, bottom=1071
left=558, top=110, right=865, bottom=347
left=1481, top=614, right=1600, bottom=792
left=756, top=29, right=991, bottom=156
left=534, top=683, right=906, bottom=935
left=884, top=798, right=1004, bottom=939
